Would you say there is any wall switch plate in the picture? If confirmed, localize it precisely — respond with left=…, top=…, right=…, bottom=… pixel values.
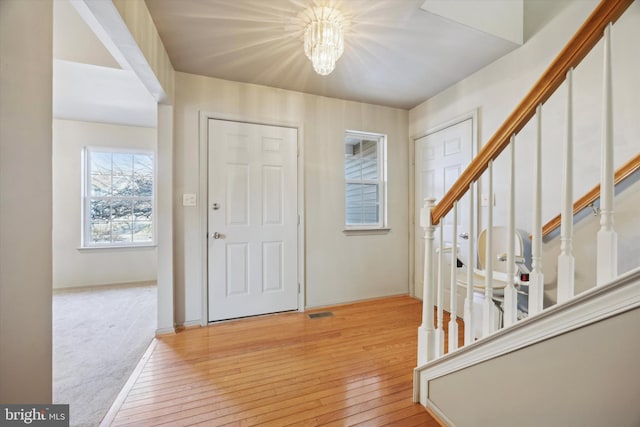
left=183, top=193, right=197, bottom=207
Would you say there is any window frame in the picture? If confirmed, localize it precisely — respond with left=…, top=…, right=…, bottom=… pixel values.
left=81, top=146, right=156, bottom=249
left=343, top=130, right=388, bottom=231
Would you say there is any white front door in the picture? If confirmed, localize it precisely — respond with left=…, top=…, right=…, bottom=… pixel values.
left=208, top=119, right=298, bottom=321
left=415, top=118, right=473, bottom=302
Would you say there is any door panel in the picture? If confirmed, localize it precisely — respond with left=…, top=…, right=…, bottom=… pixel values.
left=208, top=119, right=298, bottom=321
left=415, top=118, right=473, bottom=302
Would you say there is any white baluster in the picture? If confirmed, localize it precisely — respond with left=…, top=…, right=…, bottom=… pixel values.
left=558, top=68, right=575, bottom=302
left=529, top=104, right=544, bottom=315
left=597, top=23, right=618, bottom=286
left=504, top=136, right=518, bottom=326
left=448, top=202, right=459, bottom=353
left=464, top=184, right=475, bottom=345
left=435, top=222, right=445, bottom=358
left=417, top=197, right=436, bottom=365
left=483, top=161, right=495, bottom=336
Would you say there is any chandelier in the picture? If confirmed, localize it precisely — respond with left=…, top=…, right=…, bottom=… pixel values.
left=303, top=7, right=345, bottom=76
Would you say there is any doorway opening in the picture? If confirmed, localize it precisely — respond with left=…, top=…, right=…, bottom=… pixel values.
left=52, top=1, right=159, bottom=425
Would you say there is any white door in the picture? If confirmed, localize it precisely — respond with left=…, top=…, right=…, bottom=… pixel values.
left=415, top=118, right=473, bottom=304
left=208, top=119, right=298, bottom=321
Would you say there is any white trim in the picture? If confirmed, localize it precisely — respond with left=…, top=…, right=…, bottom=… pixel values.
left=199, top=114, right=208, bottom=326
left=78, top=0, right=168, bottom=103
left=344, top=130, right=387, bottom=230
left=414, top=266, right=640, bottom=406
left=424, top=397, right=456, bottom=427
left=410, top=110, right=479, bottom=297
left=343, top=227, right=391, bottom=235
left=198, top=111, right=306, bottom=324
left=410, top=110, right=479, bottom=142
left=99, top=338, right=157, bottom=427
left=77, top=244, right=156, bottom=251
left=176, top=319, right=203, bottom=329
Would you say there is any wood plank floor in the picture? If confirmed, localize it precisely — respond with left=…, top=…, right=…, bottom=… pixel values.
left=107, top=296, right=463, bottom=426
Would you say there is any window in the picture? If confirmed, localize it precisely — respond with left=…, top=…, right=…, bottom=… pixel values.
left=82, top=148, right=154, bottom=247
left=344, top=131, right=387, bottom=229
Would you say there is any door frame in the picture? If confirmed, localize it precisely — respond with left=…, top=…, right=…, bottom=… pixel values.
left=198, top=111, right=306, bottom=325
left=409, top=110, right=478, bottom=298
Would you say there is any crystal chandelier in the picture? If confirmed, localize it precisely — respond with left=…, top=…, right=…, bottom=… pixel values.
left=303, top=7, right=345, bottom=76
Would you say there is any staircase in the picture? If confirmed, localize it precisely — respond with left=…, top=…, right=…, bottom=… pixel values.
left=413, top=1, right=640, bottom=425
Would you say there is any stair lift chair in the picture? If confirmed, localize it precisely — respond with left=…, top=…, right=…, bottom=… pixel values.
left=454, top=226, right=531, bottom=338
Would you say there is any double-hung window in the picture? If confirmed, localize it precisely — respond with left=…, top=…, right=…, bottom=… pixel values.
left=344, top=131, right=387, bottom=229
left=82, top=148, right=154, bottom=247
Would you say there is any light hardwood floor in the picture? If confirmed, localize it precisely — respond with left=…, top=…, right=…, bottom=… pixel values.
left=107, top=295, right=463, bottom=426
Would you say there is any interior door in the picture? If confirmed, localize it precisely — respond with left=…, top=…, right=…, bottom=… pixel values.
left=415, top=118, right=473, bottom=304
left=208, top=119, right=298, bottom=321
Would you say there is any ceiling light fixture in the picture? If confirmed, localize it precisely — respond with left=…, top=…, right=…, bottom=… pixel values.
left=303, top=6, right=345, bottom=76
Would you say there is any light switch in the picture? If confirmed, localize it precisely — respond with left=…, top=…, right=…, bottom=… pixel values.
left=183, top=193, right=197, bottom=207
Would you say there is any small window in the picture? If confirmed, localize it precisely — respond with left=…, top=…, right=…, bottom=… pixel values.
left=82, top=148, right=154, bottom=247
left=344, top=131, right=387, bottom=229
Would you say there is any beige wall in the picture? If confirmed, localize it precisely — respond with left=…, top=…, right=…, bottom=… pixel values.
left=0, top=0, right=53, bottom=403
left=52, top=119, right=157, bottom=289
left=409, top=0, right=640, bottom=300
left=429, top=307, right=640, bottom=426
left=174, top=72, right=410, bottom=324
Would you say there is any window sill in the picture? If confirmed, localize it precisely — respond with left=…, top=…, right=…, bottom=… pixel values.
left=343, top=227, right=391, bottom=236
left=77, top=244, right=157, bottom=251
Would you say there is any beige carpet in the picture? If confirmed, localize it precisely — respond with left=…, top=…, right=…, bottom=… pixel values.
left=53, top=282, right=156, bottom=427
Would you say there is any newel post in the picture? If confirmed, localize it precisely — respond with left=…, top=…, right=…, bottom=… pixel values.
left=417, top=197, right=437, bottom=366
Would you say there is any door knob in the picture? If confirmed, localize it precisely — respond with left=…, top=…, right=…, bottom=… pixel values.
left=212, top=232, right=225, bottom=239
left=458, top=232, right=469, bottom=240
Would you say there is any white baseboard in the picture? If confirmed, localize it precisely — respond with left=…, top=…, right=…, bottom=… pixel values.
left=155, top=326, right=176, bottom=335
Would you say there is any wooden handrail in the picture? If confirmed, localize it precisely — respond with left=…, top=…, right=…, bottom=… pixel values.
left=541, top=153, right=640, bottom=237
left=431, top=0, right=634, bottom=225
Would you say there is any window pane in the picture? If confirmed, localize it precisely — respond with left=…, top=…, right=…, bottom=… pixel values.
left=133, top=154, right=153, bottom=196
left=361, top=140, right=378, bottom=180
left=112, top=222, right=132, bottom=242
left=112, top=176, right=133, bottom=196
left=344, top=143, right=362, bottom=180
left=133, top=221, right=152, bottom=242
left=362, top=204, right=380, bottom=223
left=133, top=174, right=153, bottom=197
left=90, top=199, right=111, bottom=223
left=346, top=183, right=379, bottom=225
left=133, top=200, right=153, bottom=221
left=344, top=132, right=385, bottom=228
left=91, top=174, right=111, bottom=197
left=90, top=152, right=112, bottom=175
left=90, top=223, right=111, bottom=243
left=112, top=200, right=133, bottom=221
left=134, top=154, right=153, bottom=176
left=84, top=149, right=155, bottom=246
left=113, top=153, right=133, bottom=176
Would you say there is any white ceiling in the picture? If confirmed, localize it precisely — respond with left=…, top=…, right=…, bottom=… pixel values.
left=144, top=0, right=521, bottom=109
left=52, top=0, right=157, bottom=128
left=52, top=0, right=571, bottom=128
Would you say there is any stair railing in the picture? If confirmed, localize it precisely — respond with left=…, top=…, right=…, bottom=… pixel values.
left=416, top=0, right=634, bottom=367
left=542, top=153, right=640, bottom=239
